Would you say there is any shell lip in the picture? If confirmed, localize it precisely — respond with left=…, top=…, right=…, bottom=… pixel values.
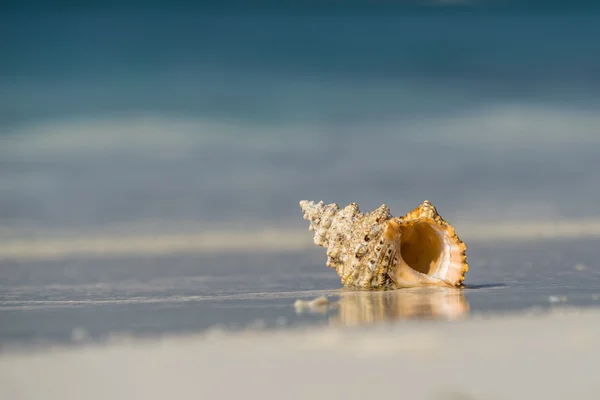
left=388, top=215, right=468, bottom=288
left=387, top=265, right=456, bottom=288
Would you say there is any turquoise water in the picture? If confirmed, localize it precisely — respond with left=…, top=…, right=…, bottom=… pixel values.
left=2, top=9, right=600, bottom=228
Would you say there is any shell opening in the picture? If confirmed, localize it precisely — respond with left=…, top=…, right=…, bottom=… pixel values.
left=399, top=222, right=444, bottom=276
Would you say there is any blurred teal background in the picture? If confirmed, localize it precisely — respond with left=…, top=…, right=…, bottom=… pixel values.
left=2, top=3, right=600, bottom=233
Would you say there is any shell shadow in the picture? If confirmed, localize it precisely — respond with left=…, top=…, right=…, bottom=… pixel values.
left=328, top=287, right=470, bottom=327
left=463, top=283, right=507, bottom=290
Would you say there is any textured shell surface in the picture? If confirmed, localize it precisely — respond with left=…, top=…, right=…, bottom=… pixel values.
left=299, top=199, right=469, bottom=290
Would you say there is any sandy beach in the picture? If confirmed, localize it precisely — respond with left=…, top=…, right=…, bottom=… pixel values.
left=2, top=307, right=599, bottom=400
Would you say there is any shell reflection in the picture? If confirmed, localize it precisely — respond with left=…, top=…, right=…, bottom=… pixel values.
left=329, top=288, right=469, bottom=326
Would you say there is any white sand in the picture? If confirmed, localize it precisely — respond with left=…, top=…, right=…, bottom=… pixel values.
left=2, top=308, right=599, bottom=400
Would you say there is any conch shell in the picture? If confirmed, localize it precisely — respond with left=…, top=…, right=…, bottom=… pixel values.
left=299, top=199, right=468, bottom=289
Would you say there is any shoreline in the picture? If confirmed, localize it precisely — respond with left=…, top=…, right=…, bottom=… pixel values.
left=2, top=218, right=600, bottom=261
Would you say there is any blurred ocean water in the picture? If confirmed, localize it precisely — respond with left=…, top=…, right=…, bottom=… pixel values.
left=2, top=9, right=600, bottom=231
left=2, top=5, right=600, bottom=344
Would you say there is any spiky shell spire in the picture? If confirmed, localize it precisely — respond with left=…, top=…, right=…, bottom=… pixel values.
left=299, top=199, right=469, bottom=289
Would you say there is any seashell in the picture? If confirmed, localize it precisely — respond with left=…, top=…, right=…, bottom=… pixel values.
left=299, top=199, right=469, bottom=289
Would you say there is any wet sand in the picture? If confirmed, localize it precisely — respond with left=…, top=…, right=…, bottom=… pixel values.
left=1, top=224, right=599, bottom=400
left=1, top=229, right=600, bottom=345
left=2, top=307, right=599, bottom=400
